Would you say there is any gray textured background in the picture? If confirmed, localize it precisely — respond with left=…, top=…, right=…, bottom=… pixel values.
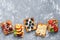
left=0, top=0, right=60, bottom=40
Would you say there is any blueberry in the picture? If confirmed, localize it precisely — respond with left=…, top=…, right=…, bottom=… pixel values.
left=9, top=28, right=13, bottom=31
left=31, top=18, right=34, bottom=21
left=29, top=21, right=31, bottom=23
left=31, top=27, right=33, bottom=29
left=25, top=23, right=28, bottom=25
left=29, top=24, right=31, bottom=26
left=32, top=23, right=34, bottom=26
left=26, top=19, right=28, bottom=22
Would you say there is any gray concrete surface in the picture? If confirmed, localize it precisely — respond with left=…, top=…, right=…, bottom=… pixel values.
left=0, top=0, right=60, bottom=40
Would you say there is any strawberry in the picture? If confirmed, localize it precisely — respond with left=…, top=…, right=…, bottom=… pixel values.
left=54, top=26, right=58, bottom=32
left=51, top=24, right=56, bottom=28
left=48, top=20, right=53, bottom=24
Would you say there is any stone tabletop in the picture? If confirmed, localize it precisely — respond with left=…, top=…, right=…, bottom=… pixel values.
left=0, top=0, right=60, bottom=40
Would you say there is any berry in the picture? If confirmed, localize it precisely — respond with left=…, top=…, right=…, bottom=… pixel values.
left=48, top=20, right=53, bottom=24
left=54, top=26, right=58, bottom=32
left=51, top=24, right=56, bottom=28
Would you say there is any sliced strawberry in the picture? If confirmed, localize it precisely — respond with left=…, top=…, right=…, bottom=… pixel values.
left=51, top=24, right=56, bottom=28
left=54, top=26, right=58, bottom=32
